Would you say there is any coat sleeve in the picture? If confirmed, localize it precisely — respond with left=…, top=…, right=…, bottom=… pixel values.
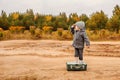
left=83, top=32, right=90, bottom=46
left=70, top=26, right=75, bottom=34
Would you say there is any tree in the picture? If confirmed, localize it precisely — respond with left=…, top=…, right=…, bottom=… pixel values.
left=34, top=13, right=46, bottom=29
left=23, top=9, right=35, bottom=29
left=0, top=10, right=10, bottom=30
left=86, top=10, right=108, bottom=30
left=52, top=12, right=68, bottom=30
left=8, top=12, right=21, bottom=26
left=68, top=13, right=79, bottom=26
left=79, top=14, right=89, bottom=22
left=107, top=5, right=120, bottom=33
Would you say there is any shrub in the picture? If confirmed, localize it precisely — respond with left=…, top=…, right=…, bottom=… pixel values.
left=51, top=28, right=63, bottom=40
left=86, top=29, right=120, bottom=41
left=51, top=31, right=59, bottom=39
left=51, top=28, right=72, bottom=40
left=3, top=30, right=12, bottom=40
left=29, top=26, right=36, bottom=35
left=62, top=30, right=72, bottom=40
left=34, top=28, right=42, bottom=39
left=0, top=32, right=3, bottom=40
left=0, top=28, right=4, bottom=40
left=24, top=30, right=32, bottom=39
left=0, top=26, right=119, bottom=41
left=0, top=28, right=3, bottom=31
left=57, top=28, right=63, bottom=36
left=9, top=26, right=25, bottom=33
left=42, top=26, right=53, bottom=34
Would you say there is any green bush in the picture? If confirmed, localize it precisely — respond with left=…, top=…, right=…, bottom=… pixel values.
left=0, top=32, right=3, bottom=37
left=0, top=32, right=3, bottom=40
left=29, top=26, right=36, bottom=35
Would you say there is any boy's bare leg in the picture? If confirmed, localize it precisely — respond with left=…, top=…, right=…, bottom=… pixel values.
left=75, top=57, right=79, bottom=63
left=79, top=60, right=84, bottom=64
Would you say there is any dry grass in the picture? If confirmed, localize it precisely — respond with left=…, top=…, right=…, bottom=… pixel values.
left=86, top=29, right=120, bottom=41
left=0, top=28, right=120, bottom=41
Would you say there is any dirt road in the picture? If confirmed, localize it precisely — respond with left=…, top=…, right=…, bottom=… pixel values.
left=0, top=40, right=120, bottom=80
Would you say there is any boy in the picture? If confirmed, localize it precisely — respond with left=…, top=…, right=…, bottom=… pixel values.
left=70, top=21, right=90, bottom=64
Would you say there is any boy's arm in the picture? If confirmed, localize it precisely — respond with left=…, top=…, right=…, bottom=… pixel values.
left=70, top=25, right=75, bottom=34
left=83, top=32, right=90, bottom=47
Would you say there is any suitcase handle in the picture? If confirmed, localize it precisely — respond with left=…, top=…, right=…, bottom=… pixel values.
left=70, top=65, right=82, bottom=69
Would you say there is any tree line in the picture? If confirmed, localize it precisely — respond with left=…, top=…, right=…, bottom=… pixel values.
left=0, top=5, right=120, bottom=33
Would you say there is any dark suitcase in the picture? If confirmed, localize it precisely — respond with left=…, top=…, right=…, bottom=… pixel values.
left=66, top=62, right=87, bottom=71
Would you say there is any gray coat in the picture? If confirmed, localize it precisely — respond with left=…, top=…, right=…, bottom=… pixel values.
left=70, top=27, right=90, bottom=49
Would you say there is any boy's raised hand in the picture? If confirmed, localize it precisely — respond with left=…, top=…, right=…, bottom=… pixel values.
left=72, top=24, right=76, bottom=28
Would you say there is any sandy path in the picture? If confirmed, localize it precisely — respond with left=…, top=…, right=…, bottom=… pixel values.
left=0, top=40, right=120, bottom=80
left=0, top=56, right=120, bottom=80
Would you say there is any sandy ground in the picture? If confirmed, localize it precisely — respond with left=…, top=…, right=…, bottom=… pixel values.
left=0, top=40, right=120, bottom=80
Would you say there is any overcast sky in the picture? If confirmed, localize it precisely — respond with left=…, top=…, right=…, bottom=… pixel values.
left=0, top=0, right=120, bottom=17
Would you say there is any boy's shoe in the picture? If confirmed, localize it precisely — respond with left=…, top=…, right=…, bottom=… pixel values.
left=79, top=60, right=85, bottom=64
left=75, top=61, right=80, bottom=64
